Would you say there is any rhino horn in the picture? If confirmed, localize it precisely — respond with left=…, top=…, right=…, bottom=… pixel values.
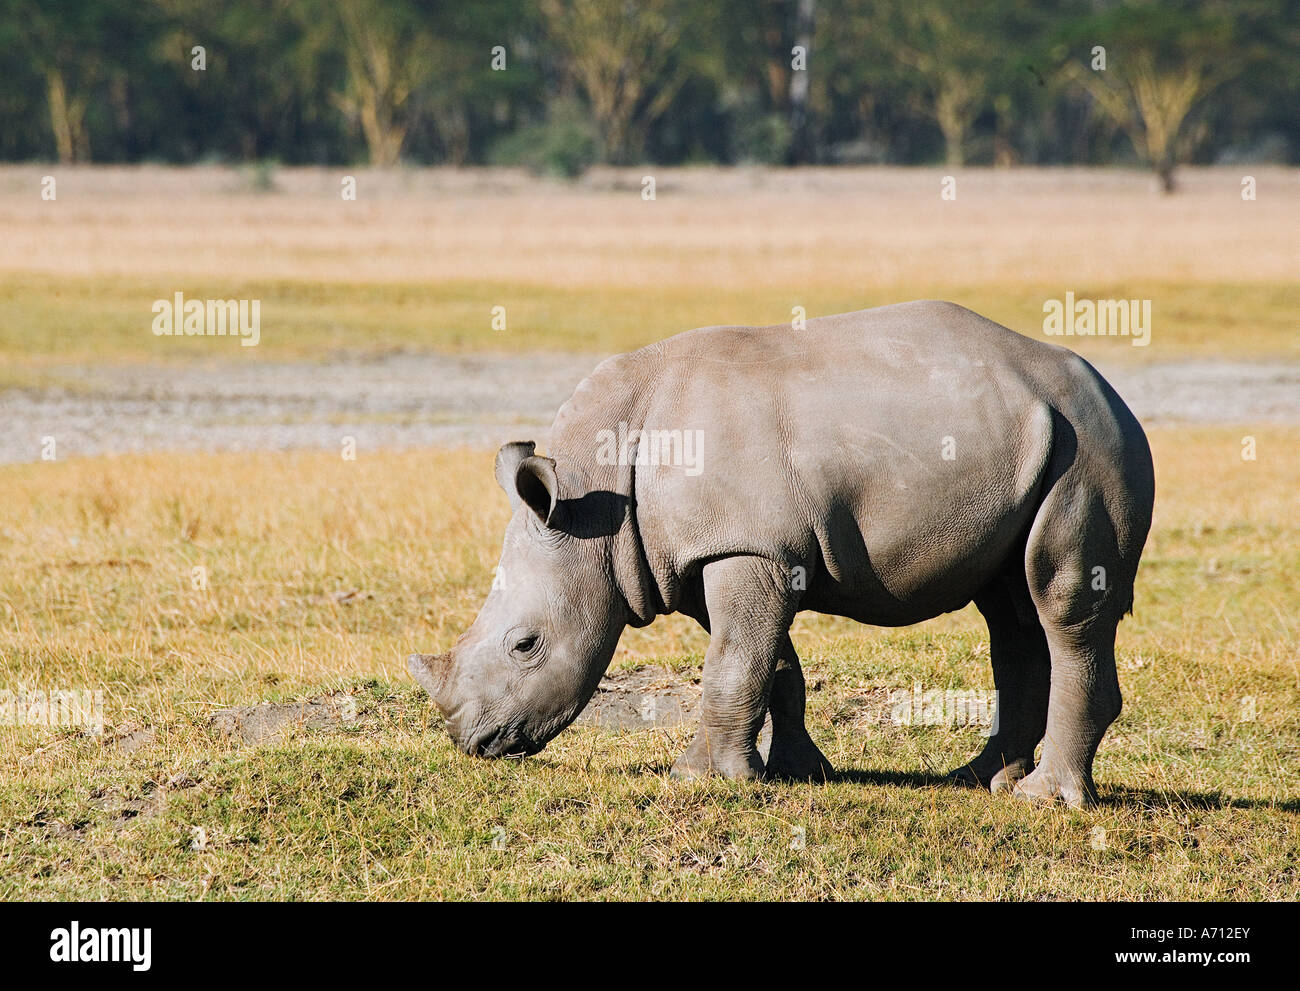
left=407, top=652, right=453, bottom=711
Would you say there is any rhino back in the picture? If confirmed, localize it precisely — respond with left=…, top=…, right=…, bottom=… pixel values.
left=549, top=300, right=1132, bottom=625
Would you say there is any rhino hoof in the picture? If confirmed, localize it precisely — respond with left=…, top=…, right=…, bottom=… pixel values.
left=764, top=734, right=834, bottom=783
left=669, top=740, right=764, bottom=781
left=1010, top=767, right=1097, bottom=808
left=949, top=757, right=1033, bottom=793
left=948, top=764, right=986, bottom=790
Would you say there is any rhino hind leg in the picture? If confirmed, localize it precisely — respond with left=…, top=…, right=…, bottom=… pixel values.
left=1009, top=453, right=1145, bottom=808
left=669, top=556, right=798, bottom=782
left=1010, top=616, right=1121, bottom=809
left=949, top=571, right=1050, bottom=793
left=764, top=636, right=834, bottom=783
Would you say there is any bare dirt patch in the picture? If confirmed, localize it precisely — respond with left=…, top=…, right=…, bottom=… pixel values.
left=209, top=694, right=365, bottom=745
left=204, top=673, right=707, bottom=747
left=576, top=666, right=702, bottom=731
left=1, top=351, right=591, bottom=463
left=4, top=353, right=1296, bottom=464
left=201, top=667, right=745, bottom=751
left=574, top=665, right=789, bottom=756
left=109, top=726, right=156, bottom=753
left=5, top=165, right=1297, bottom=290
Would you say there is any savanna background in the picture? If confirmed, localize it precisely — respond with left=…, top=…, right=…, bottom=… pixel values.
left=1, top=0, right=1297, bottom=900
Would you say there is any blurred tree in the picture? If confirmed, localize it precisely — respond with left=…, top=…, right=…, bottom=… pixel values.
left=539, top=0, right=719, bottom=163
left=327, top=0, right=429, bottom=164
left=1060, top=1, right=1252, bottom=191
left=2, top=0, right=148, bottom=162
left=0, top=0, right=1290, bottom=168
left=318, top=0, right=529, bottom=165
left=810, top=0, right=1045, bottom=166
left=872, top=0, right=1042, bottom=167
left=709, top=0, right=797, bottom=162
left=788, top=0, right=815, bottom=161
left=147, top=0, right=346, bottom=163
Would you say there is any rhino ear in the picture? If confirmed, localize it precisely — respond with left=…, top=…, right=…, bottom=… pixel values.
left=516, top=455, right=559, bottom=526
left=494, top=442, right=536, bottom=508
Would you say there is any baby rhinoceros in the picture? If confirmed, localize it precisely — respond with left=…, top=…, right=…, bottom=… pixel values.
left=409, top=301, right=1154, bottom=807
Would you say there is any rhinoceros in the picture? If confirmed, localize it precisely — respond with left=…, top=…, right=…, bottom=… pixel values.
left=409, top=301, right=1154, bottom=807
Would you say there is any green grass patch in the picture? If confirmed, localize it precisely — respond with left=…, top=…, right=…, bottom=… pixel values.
left=2, top=274, right=1296, bottom=376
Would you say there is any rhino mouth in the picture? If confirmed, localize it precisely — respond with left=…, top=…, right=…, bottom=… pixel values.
left=461, top=723, right=544, bottom=759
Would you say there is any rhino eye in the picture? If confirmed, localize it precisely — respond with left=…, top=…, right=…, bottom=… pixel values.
left=513, top=635, right=539, bottom=654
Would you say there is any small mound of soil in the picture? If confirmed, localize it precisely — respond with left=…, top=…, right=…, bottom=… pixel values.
left=209, top=695, right=359, bottom=745
left=576, top=666, right=701, bottom=731
left=575, top=665, right=773, bottom=757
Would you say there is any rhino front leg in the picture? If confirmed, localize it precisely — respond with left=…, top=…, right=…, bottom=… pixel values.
left=764, top=636, right=834, bottom=782
left=670, top=556, right=797, bottom=782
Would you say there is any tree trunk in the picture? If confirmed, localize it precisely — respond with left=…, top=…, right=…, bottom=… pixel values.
left=359, top=89, right=405, bottom=167
left=435, top=105, right=471, bottom=166
left=935, top=87, right=966, bottom=167
left=787, top=0, right=815, bottom=163
left=46, top=69, right=76, bottom=163
left=1156, top=160, right=1177, bottom=194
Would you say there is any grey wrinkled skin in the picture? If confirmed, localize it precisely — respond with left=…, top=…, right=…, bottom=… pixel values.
left=409, top=301, right=1155, bottom=807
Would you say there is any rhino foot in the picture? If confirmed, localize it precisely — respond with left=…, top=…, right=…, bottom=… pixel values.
left=765, top=730, right=834, bottom=783
left=949, top=755, right=1034, bottom=793
left=1010, top=765, right=1097, bottom=809
left=669, top=734, right=764, bottom=781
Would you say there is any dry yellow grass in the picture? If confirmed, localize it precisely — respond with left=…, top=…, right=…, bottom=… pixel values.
left=4, top=426, right=1291, bottom=711
left=2, top=164, right=1297, bottom=899
left=0, top=427, right=1296, bottom=899
left=3, top=165, right=1296, bottom=366
left=3, top=165, right=1296, bottom=290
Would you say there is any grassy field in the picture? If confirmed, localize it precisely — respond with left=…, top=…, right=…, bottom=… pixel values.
left=0, top=426, right=1296, bottom=900
left=2, top=165, right=1297, bottom=899
left=2, top=165, right=1298, bottom=369
left=4, top=272, right=1298, bottom=366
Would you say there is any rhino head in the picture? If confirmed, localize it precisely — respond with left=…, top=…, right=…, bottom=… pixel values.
left=409, top=441, right=639, bottom=758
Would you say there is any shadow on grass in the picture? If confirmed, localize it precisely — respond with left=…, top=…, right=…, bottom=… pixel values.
left=1099, top=787, right=1300, bottom=814
left=831, top=768, right=944, bottom=791
left=600, top=756, right=1299, bottom=811
left=832, top=768, right=1300, bottom=812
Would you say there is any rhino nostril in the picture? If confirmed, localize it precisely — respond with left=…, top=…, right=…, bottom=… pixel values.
left=467, top=726, right=504, bottom=758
